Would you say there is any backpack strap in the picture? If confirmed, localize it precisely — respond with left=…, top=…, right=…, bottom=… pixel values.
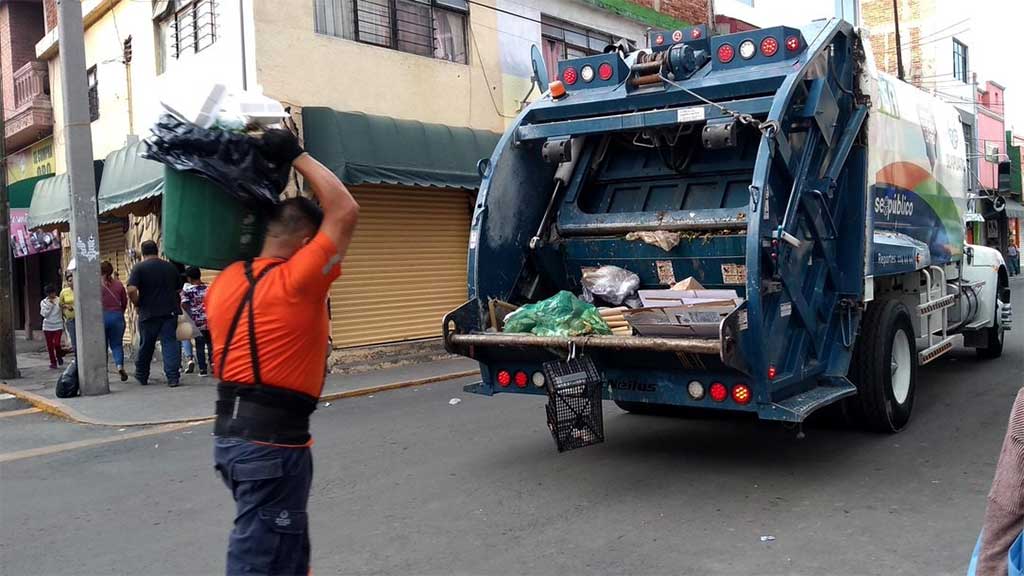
left=217, top=260, right=281, bottom=386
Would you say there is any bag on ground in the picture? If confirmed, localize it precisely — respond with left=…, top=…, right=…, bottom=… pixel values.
left=56, top=360, right=80, bottom=398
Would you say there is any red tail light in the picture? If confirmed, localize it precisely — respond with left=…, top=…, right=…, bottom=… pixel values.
left=497, top=370, right=511, bottom=387
left=514, top=371, right=528, bottom=388
left=655, top=33, right=665, bottom=46
left=562, top=67, right=577, bottom=85
left=709, top=382, right=728, bottom=402
left=598, top=62, right=614, bottom=81
left=760, top=36, right=779, bottom=57
left=767, top=365, right=778, bottom=380
left=732, top=384, right=752, bottom=405
left=785, top=35, right=801, bottom=52
left=690, top=28, right=702, bottom=39
left=717, top=43, right=735, bottom=63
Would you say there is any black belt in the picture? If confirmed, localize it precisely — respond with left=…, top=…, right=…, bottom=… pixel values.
left=214, top=382, right=317, bottom=445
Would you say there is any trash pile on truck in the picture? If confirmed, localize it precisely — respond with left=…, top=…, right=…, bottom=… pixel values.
left=499, top=264, right=741, bottom=341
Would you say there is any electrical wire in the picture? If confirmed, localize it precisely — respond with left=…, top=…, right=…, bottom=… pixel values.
left=900, top=17, right=969, bottom=47
left=468, top=23, right=517, bottom=119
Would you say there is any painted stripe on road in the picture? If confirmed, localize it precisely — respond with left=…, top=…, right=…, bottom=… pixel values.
left=0, top=421, right=207, bottom=464
left=0, top=407, right=42, bottom=419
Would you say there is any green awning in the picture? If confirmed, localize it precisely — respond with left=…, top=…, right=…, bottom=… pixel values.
left=27, top=160, right=105, bottom=229
left=8, top=174, right=52, bottom=209
left=28, top=173, right=70, bottom=229
left=98, top=140, right=164, bottom=214
left=302, top=107, right=501, bottom=190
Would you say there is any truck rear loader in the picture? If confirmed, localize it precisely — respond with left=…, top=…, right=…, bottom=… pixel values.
left=442, top=19, right=1012, bottom=434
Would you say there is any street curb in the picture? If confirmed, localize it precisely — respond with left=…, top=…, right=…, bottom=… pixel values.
left=0, top=368, right=479, bottom=428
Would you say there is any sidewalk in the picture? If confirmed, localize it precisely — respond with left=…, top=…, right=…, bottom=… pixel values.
left=0, top=347, right=479, bottom=427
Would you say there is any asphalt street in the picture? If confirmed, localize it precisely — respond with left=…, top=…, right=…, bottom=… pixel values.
left=2, top=285, right=1022, bottom=576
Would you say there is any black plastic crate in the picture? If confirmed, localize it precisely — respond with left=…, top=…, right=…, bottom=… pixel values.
left=543, top=356, right=605, bottom=452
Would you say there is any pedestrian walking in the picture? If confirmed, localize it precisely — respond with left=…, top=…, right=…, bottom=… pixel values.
left=181, top=266, right=212, bottom=376
left=59, top=271, right=76, bottom=350
left=207, top=130, right=358, bottom=576
left=974, top=388, right=1024, bottom=574
left=181, top=269, right=197, bottom=373
left=40, top=284, right=64, bottom=369
left=127, top=240, right=183, bottom=387
left=101, top=261, right=129, bottom=382
left=1008, top=242, right=1019, bottom=277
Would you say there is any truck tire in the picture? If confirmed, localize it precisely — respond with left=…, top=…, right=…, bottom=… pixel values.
left=848, top=299, right=917, bottom=433
left=976, top=276, right=1007, bottom=359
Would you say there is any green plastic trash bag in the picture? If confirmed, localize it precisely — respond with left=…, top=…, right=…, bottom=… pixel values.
left=502, top=291, right=612, bottom=337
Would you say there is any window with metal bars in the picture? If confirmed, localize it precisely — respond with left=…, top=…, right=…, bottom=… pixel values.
left=540, top=15, right=622, bottom=84
left=173, top=0, right=217, bottom=58
left=87, top=66, right=99, bottom=122
left=314, top=0, right=468, bottom=64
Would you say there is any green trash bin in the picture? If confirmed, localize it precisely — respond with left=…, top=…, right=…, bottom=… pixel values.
left=161, top=167, right=266, bottom=270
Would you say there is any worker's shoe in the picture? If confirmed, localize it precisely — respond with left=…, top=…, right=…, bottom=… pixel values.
left=167, top=380, right=180, bottom=388
left=185, top=359, right=196, bottom=374
left=118, top=368, right=128, bottom=382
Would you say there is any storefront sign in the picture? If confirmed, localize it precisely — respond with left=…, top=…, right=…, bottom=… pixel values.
left=7, top=138, right=54, bottom=183
left=9, top=209, right=60, bottom=258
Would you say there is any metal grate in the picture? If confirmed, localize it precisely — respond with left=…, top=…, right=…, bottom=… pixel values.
left=174, top=0, right=217, bottom=58
left=543, top=356, right=605, bottom=452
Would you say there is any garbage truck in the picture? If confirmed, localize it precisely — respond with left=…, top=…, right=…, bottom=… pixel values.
left=442, top=18, right=1012, bottom=435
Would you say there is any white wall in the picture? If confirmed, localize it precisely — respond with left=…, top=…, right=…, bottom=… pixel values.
left=714, top=0, right=841, bottom=29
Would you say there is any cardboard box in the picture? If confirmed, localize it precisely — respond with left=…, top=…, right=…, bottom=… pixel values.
left=638, top=289, right=740, bottom=308
left=624, top=299, right=742, bottom=338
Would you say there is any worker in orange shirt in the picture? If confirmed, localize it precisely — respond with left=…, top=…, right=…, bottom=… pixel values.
left=206, top=129, right=358, bottom=576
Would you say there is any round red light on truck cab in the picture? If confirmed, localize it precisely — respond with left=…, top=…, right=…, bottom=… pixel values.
left=717, top=43, right=735, bottom=63
left=497, top=370, right=511, bottom=387
left=563, top=67, right=578, bottom=85
left=655, top=33, right=665, bottom=46
left=514, top=371, right=529, bottom=388
left=732, top=384, right=752, bottom=405
left=691, top=28, right=702, bottom=40
left=709, top=382, right=728, bottom=402
left=760, top=36, right=779, bottom=57
left=598, top=62, right=614, bottom=81
left=785, top=35, right=801, bottom=52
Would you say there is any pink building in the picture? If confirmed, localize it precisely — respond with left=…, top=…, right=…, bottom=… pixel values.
left=976, top=80, right=1006, bottom=191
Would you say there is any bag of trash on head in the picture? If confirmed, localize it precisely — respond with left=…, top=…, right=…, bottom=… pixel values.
left=143, top=114, right=291, bottom=208
left=580, top=265, right=641, bottom=306
left=503, top=291, right=611, bottom=337
left=56, top=360, right=80, bottom=398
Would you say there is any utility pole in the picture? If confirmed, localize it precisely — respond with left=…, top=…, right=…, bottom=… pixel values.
left=706, top=0, right=716, bottom=34
left=892, top=0, right=905, bottom=80
left=0, top=67, right=18, bottom=380
left=57, top=0, right=108, bottom=395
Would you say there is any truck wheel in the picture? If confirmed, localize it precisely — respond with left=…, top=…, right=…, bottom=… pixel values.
left=848, top=299, right=917, bottom=433
left=977, top=277, right=1007, bottom=360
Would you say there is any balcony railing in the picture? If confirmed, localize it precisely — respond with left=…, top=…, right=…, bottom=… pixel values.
left=13, top=60, right=49, bottom=111
left=6, top=60, right=52, bottom=151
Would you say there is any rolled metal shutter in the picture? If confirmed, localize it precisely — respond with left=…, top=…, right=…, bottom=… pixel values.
left=98, top=222, right=128, bottom=281
left=329, top=187, right=471, bottom=348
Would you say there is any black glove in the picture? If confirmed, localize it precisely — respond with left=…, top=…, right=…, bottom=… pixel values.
left=259, top=128, right=304, bottom=165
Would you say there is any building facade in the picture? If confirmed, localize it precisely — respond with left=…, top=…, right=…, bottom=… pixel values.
left=1, top=0, right=58, bottom=339
left=19, top=0, right=710, bottom=353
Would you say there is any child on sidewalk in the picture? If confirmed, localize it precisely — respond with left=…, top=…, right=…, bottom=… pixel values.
left=40, top=284, right=64, bottom=369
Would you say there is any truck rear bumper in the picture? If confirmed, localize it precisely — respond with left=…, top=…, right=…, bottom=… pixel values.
left=447, top=333, right=721, bottom=355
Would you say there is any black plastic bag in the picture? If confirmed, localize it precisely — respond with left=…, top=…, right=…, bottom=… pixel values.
left=56, top=360, right=80, bottom=398
left=143, top=114, right=290, bottom=208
